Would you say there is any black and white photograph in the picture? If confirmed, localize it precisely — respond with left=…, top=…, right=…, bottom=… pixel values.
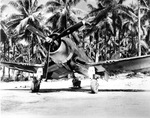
left=0, top=0, right=150, bottom=118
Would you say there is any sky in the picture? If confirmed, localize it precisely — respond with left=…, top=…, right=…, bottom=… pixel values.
left=0, top=0, right=138, bottom=19
left=0, top=0, right=96, bottom=19
left=0, top=0, right=138, bottom=11
left=0, top=0, right=96, bottom=11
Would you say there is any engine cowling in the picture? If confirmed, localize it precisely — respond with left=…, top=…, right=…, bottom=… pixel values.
left=50, top=39, right=73, bottom=64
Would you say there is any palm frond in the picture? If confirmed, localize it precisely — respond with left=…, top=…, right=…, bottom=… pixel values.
left=46, top=1, right=61, bottom=7
left=1, top=4, right=7, bottom=13
left=7, top=14, right=24, bottom=21
left=118, top=11, right=134, bottom=21
left=29, top=0, right=32, bottom=9
left=9, top=1, right=28, bottom=16
left=122, top=21, right=131, bottom=32
left=31, top=0, right=41, bottom=13
left=35, top=34, right=42, bottom=44
left=38, top=45, right=46, bottom=58
left=15, top=17, right=30, bottom=34
left=83, top=26, right=98, bottom=38
left=67, top=0, right=83, bottom=7
left=106, top=17, right=114, bottom=35
left=87, top=4, right=96, bottom=11
left=141, top=10, right=150, bottom=22
left=33, top=0, right=38, bottom=8
left=45, top=13, right=60, bottom=25
left=147, top=10, right=150, bottom=17
left=7, top=18, right=22, bottom=28
left=16, top=0, right=24, bottom=8
left=140, top=40, right=149, bottom=49
left=35, top=4, right=44, bottom=12
left=62, top=0, right=67, bottom=4
left=1, top=20, right=7, bottom=30
left=118, top=0, right=126, bottom=4
left=115, top=4, right=134, bottom=14
left=57, top=12, right=67, bottom=31
left=9, top=1, right=19, bottom=9
left=140, top=0, right=149, bottom=8
left=68, top=15, right=79, bottom=25
left=88, top=7, right=104, bottom=17
left=97, top=1, right=105, bottom=10
left=101, top=0, right=113, bottom=6
left=71, top=8, right=84, bottom=15
left=0, top=29, right=8, bottom=43
left=23, top=0, right=30, bottom=12
left=92, top=5, right=112, bottom=25
left=46, top=6, right=59, bottom=13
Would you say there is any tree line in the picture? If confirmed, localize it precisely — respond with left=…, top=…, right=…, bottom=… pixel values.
left=0, top=0, right=150, bottom=80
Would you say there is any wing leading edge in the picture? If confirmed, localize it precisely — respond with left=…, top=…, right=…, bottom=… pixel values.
left=0, top=62, right=44, bottom=73
left=88, top=55, right=150, bottom=74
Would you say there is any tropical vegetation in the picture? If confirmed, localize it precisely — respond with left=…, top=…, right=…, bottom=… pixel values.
left=0, top=0, right=150, bottom=81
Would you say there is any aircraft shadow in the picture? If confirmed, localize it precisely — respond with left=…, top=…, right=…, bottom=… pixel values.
left=39, top=88, right=150, bottom=93
left=2, top=88, right=150, bottom=93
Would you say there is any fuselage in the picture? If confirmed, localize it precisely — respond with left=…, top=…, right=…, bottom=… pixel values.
left=47, top=37, right=93, bottom=78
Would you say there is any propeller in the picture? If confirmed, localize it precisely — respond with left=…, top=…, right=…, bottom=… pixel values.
left=26, top=21, right=87, bottom=80
left=55, top=21, right=86, bottom=39
left=26, top=20, right=87, bottom=43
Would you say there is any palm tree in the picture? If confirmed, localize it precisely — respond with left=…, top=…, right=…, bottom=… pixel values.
left=44, top=0, right=87, bottom=34
left=140, top=0, right=150, bottom=51
left=84, top=0, right=135, bottom=61
left=128, top=0, right=150, bottom=56
left=0, top=28, right=8, bottom=80
left=0, top=17, right=13, bottom=80
left=4, top=0, right=44, bottom=64
left=1, top=0, right=47, bottom=80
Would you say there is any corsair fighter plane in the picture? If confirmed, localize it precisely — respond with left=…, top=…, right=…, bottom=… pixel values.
left=1, top=21, right=150, bottom=93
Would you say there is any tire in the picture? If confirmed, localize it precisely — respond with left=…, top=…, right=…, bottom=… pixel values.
left=31, top=78, right=40, bottom=92
left=72, top=79, right=81, bottom=88
left=90, top=79, right=99, bottom=94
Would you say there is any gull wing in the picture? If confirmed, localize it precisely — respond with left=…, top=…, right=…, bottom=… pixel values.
left=88, top=55, right=150, bottom=74
left=0, top=62, right=44, bottom=73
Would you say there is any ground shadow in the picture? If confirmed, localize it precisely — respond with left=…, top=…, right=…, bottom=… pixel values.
left=2, top=88, right=150, bottom=93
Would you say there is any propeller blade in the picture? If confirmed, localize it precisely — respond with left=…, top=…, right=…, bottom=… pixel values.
left=55, top=21, right=85, bottom=39
left=45, top=43, right=51, bottom=80
left=26, top=21, right=86, bottom=42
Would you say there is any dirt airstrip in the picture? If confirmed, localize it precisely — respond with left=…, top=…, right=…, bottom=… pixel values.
left=1, top=73, right=150, bottom=118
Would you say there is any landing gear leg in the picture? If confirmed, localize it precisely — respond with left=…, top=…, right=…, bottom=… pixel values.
left=90, top=74, right=99, bottom=94
left=88, top=66, right=99, bottom=93
left=72, top=78, right=81, bottom=88
left=72, top=74, right=81, bottom=88
left=45, top=72, right=53, bottom=82
left=31, top=76, right=41, bottom=93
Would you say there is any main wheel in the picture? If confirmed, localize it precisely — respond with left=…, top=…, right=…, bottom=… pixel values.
left=90, top=79, right=99, bottom=93
left=72, top=79, right=81, bottom=88
left=31, top=77, right=40, bottom=92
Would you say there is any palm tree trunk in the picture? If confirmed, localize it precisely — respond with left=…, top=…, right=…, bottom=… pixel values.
left=28, top=46, right=31, bottom=80
left=95, top=31, right=99, bottom=62
left=13, top=44, right=15, bottom=61
left=105, top=36, right=107, bottom=60
left=8, top=44, right=10, bottom=79
left=12, top=44, right=16, bottom=80
left=2, top=43, right=6, bottom=81
left=118, top=30, right=122, bottom=59
left=95, top=42, right=99, bottom=62
left=138, top=0, right=141, bottom=56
